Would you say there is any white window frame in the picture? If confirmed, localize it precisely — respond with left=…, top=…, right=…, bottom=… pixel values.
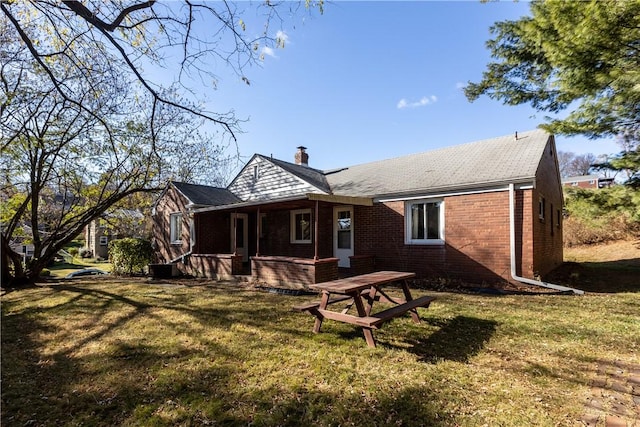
left=404, top=199, right=445, bottom=245
left=99, top=236, right=108, bottom=246
left=290, top=209, right=312, bottom=244
left=189, top=216, right=195, bottom=249
left=170, top=212, right=183, bottom=244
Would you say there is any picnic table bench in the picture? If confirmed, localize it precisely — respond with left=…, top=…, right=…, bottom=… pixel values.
left=294, top=271, right=436, bottom=347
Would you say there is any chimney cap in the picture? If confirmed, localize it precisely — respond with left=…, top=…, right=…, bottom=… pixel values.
left=297, top=146, right=307, bottom=151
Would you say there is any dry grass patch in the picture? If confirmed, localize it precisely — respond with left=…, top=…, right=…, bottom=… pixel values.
left=2, top=276, right=638, bottom=426
left=546, top=239, right=640, bottom=293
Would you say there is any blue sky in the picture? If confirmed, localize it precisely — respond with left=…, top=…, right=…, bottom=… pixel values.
left=198, top=1, right=620, bottom=175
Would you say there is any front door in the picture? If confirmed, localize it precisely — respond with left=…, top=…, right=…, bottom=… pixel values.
left=231, top=213, right=249, bottom=262
left=333, top=206, right=354, bottom=268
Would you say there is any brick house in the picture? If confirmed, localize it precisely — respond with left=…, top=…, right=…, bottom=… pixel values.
left=562, top=174, right=615, bottom=189
left=152, top=129, right=564, bottom=288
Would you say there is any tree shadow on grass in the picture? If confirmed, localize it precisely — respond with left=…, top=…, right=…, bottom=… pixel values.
left=1, top=300, right=452, bottom=426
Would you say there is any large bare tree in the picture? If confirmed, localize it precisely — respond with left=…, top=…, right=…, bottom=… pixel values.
left=1, top=1, right=322, bottom=285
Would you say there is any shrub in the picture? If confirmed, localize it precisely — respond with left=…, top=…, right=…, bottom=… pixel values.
left=40, top=268, right=51, bottom=277
left=563, top=186, right=640, bottom=246
left=68, top=247, right=79, bottom=257
left=109, top=238, right=152, bottom=275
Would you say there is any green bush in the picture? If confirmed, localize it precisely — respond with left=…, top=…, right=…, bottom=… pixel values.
left=108, top=238, right=152, bottom=275
left=68, top=247, right=79, bottom=257
left=564, top=186, right=640, bottom=246
left=40, top=268, right=51, bottom=277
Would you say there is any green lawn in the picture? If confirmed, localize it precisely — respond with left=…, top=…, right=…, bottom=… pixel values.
left=47, top=258, right=112, bottom=278
left=2, top=277, right=638, bottom=426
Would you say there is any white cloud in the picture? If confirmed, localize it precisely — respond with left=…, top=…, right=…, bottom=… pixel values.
left=261, top=46, right=276, bottom=59
left=456, top=82, right=466, bottom=90
left=397, top=95, right=437, bottom=109
left=260, top=31, right=290, bottom=60
left=276, top=30, right=289, bottom=48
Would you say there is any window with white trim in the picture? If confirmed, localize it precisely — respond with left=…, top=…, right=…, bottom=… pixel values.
left=170, top=213, right=183, bottom=244
left=99, top=236, right=108, bottom=246
left=290, top=209, right=312, bottom=244
left=405, top=199, right=444, bottom=244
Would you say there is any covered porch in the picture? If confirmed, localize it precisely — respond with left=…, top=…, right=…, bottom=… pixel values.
left=187, top=193, right=376, bottom=288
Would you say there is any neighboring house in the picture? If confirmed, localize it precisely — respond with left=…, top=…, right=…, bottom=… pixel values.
left=85, top=210, right=145, bottom=258
left=8, top=238, right=34, bottom=261
left=562, top=174, right=615, bottom=189
left=85, top=219, right=110, bottom=259
left=152, top=129, right=564, bottom=288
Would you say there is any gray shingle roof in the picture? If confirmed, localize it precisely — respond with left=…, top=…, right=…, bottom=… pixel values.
left=266, top=156, right=331, bottom=193
left=171, top=181, right=241, bottom=206
left=325, top=129, right=552, bottom=198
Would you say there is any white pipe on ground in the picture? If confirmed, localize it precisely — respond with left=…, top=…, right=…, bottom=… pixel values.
left=509, top=184, right=584, bottom=295
left=169, top=251, right=192, bottom=265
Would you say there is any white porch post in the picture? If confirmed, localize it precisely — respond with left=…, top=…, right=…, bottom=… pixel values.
left=314, top=200, right=319, bottom=260
left=256, top=207, right=261, bottom=256
left=232, top=211, right=237, bottom=255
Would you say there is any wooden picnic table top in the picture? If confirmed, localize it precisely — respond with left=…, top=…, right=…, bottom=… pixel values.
left=308, top=271, right=416, bottom=294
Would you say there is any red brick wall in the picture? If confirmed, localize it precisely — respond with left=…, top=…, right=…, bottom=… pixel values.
left=563, top=180, right=597, bottom=189
left=189, top=254, right=242, bottom=279
left=251, top=256, right=339, bottom=288
left=194, top=211, right=232, bottom=254
left=532, top=140, right=564, bottom=276
left=353, top=189, right=538, bottom=284
left=152, top=185, right=192, bottom=268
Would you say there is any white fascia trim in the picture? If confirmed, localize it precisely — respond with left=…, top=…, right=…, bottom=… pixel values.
left=377, top=182, right=534, bottom=203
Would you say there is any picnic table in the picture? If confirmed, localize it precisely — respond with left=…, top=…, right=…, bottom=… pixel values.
left=294, top=271, right=436, bottom=347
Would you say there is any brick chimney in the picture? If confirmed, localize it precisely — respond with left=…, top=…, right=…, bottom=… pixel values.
left=295, top=146, right=309, bottom=166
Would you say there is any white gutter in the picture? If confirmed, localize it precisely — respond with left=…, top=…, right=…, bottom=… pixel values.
left=509, top=184, right=584, bottom=295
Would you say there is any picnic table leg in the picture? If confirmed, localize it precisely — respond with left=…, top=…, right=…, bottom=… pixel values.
left=351, top=292, right=377, bottom=348
left=363, top=286, right=377, bottom=316
left=401, top=280, right=421, bottom=324
left=313, top=291, right=330, bottom=333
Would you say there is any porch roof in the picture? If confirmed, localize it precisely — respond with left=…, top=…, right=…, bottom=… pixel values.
left=192, top=193, right=373, bottom=214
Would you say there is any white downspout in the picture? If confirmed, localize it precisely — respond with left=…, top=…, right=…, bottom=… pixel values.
left=509, top=184, right=584, bottom=295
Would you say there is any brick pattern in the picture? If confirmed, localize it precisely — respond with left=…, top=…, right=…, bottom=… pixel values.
left=532, top=140, right=564, bottom=277
left=349, top=255, right=376, bottom=276
left=581, top=360, right=640, bottom=426
left=251, top=256, right=339, bottom=288
left=189, top=254, right=242, bottom=279
left=152, top=186, right=192, bottom=269
left=352, top=188, right=552, bottom=283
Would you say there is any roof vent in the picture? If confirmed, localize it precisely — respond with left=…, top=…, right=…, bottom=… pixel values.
left=295, top=146, right=309, bottom=166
